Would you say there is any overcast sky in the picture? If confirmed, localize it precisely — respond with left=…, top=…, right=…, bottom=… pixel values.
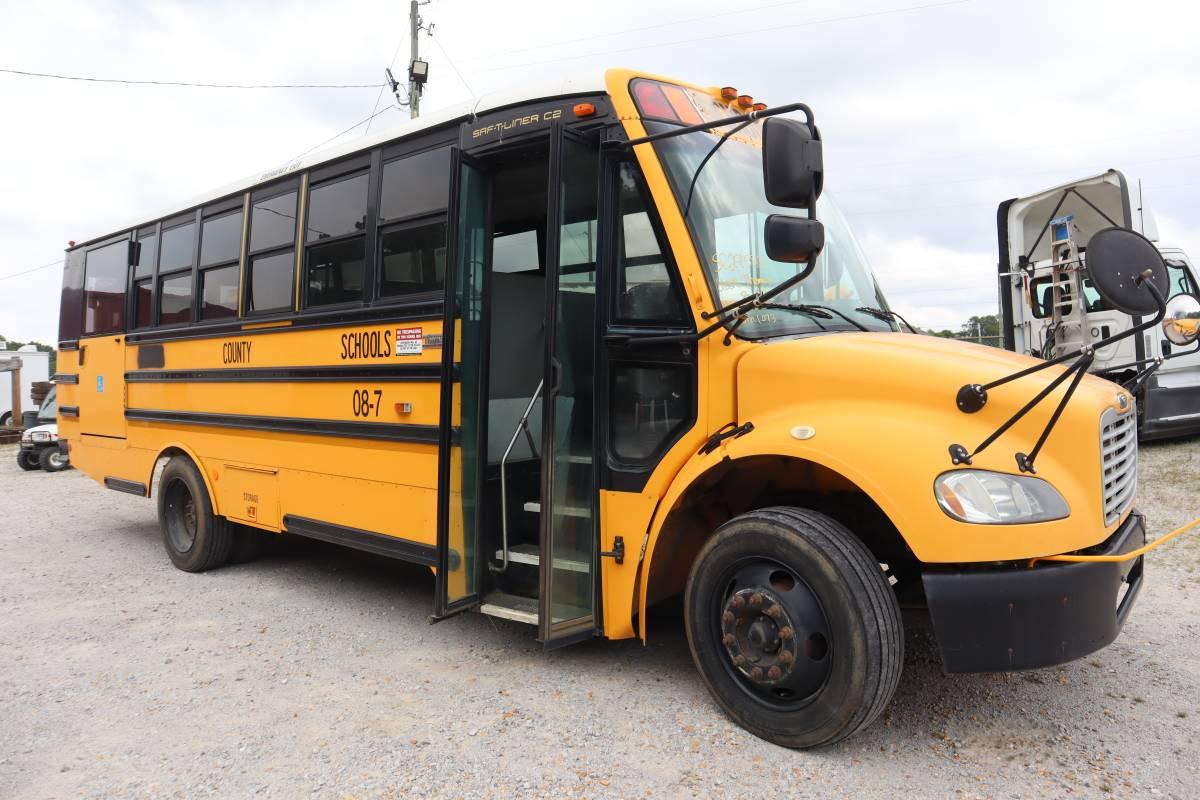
left=2, top=0, right=1198, bottom=343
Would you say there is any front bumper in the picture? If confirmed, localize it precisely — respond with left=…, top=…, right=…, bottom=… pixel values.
left=923, top=512, right=1145, bottom=673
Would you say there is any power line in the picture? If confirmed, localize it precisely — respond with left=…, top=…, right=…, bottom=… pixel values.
left=429, top=33, right=475, bottom=99
left=294, top=105, right=399, bottom=160
left=0, top=67, right=381, bottom=90
left=462, top=0, right=972, bottom=75
left=455, top=0, right=819, bottom=65
left=0, top=258, right=63, bottom=282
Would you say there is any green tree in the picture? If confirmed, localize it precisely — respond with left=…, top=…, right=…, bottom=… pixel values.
left=958, top=314, right=1000, bottom=346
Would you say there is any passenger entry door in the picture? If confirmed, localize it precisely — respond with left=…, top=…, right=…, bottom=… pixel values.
left=539, top=126, right=602, bottom=646
left=434, top=151, right=490, bottom=618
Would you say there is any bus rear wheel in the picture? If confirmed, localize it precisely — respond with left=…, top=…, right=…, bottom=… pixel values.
left=158, top=456, right=232, bottom=573
left=684, top=507, right=902, bottom=748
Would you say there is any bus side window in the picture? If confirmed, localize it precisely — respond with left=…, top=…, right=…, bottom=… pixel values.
left=198, top=207, right=243, bottom=320
left=132, top=226, right=158, bottom=328
left=378, top=147, right=451, bottom=300
left=613, top=163, right=687, bottom=324
left=82, top=238, right=130, bottom=335
left=245, top=187, right=299, bottom=315
left=156, top=218, right=195, bottom=326
left=305, top=171, right=369, bottom=308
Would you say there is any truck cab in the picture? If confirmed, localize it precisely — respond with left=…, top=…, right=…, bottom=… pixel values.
left=998, top=170, right=1200, bottom=438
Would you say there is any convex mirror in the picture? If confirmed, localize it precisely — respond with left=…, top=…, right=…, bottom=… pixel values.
left=1084, top=227, right=1169, bottom=315
left=1163, top=293, right=1200, bottom=345
left=762, top=117, right=823, bottom=208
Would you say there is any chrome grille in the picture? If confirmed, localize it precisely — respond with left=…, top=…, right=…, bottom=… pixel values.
left=1100, top=406, right=1137, bottom=525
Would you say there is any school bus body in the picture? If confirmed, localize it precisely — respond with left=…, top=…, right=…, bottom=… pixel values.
left=55, top=67, right=1181, bottom=747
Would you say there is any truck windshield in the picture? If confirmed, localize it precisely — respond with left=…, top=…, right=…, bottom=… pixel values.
left=647, top=111, right=895, bottom=338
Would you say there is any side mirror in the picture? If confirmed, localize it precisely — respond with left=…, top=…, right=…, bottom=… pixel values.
left=762, top=117, right=823, bottom=208
left=1083, top=227, right=1169, bottom=315
left=764, top=215, right=824, bottom=263
left=1163, top=293, right=1200, bottom=345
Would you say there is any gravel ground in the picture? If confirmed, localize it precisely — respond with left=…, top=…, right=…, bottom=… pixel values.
left=1, top=438, right=1198, bottom=799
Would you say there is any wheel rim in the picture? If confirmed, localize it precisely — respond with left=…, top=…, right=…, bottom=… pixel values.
left=48, top=453, right=66, bottom=468
left=164, top=478, right=198, bottom=554
left=711, top=558, right=832, bottom=708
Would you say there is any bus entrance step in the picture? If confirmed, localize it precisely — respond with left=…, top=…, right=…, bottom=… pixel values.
left=479, top=591, right=538, bottom=625
left=522, top=502, right=590, bottom=518
left=494, top=543, right=590, bottom=573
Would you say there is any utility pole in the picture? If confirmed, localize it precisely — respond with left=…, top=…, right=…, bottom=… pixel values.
left=407, top=0, right=432, bottom=119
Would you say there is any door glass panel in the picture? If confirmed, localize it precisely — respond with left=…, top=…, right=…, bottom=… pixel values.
left=444, top=160, right=488, bottom=609
left=545, top=135, right=598, bottom=633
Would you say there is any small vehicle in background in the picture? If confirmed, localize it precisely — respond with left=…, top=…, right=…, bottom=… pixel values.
left=16, top=387, right=69, bottom=472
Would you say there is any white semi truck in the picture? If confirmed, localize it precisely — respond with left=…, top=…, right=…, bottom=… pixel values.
left=0, top=344, right=51, bottom=427
left=998, top=170, right=1200, bottom=439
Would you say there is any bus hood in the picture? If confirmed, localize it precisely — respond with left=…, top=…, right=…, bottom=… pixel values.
left=735, top=332, right=1130, bottom=494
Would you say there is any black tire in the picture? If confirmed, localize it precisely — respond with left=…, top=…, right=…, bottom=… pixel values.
left=684, top=507, right=903, bottom=748
left=38, top=447, right=70, bottom=472
left=157, top=456, right=232, bottom=572
left=1, top=412, right=12, bottom=428
left=16, top=449, right=40, bottom=471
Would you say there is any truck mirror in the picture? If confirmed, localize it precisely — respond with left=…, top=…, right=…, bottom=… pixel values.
left=762, top=117, right=823, bottom=208
left=1163, top=293, right=1200, bottom=346
left=764, top=215, right=825, bottom=263
left=1083, top=227, right=1170, bottom=315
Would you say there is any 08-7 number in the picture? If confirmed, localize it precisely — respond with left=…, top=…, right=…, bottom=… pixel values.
left=351, top=389, right=383, bottom=418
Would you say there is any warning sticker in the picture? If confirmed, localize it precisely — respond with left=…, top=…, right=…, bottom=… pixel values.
left=396, top=327, right=424, bottom=355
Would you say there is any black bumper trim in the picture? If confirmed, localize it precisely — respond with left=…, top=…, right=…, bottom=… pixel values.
left=104, top=477, right=148, bottom=497
left=923, top=512, right=1145, bottom=673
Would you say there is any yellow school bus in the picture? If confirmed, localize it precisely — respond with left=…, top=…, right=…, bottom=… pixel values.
left=55, top=68, right=1198, bottom=747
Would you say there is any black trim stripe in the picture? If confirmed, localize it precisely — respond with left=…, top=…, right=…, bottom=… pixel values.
left=124, top=408, right=443, bottom=443
left=283, top=514, right=437, bottom=567
left=104, top=477, right=147, bottom=496
left=125, top=303, right=443, bottom=346
left=52, top=373, right=79, bottom=385
left=59, top=406, right=80, bottom=418
left=126, top=363, right=447, bottom=383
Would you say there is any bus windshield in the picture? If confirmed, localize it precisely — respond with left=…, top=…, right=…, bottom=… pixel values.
left=647, top=105, right=895, bottom=338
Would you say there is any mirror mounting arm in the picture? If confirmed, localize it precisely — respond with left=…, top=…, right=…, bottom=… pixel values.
left=948, top=277, right=1167, bottom=469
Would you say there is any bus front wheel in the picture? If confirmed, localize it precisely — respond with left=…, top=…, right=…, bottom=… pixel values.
left=158, top=457, right=233, bottom=573
left=684, top=507, right=903, bottom=748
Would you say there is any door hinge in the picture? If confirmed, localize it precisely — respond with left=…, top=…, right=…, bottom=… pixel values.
left=600, top=536, right=625, bottom=565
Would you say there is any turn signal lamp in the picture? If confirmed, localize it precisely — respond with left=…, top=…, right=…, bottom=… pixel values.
left=630, top=79, right=702, bottom=125
left=573, top=102, right=596, bottom=118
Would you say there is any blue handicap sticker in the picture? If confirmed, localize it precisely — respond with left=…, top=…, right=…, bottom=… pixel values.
left=97, top=375, right=104, bottom=393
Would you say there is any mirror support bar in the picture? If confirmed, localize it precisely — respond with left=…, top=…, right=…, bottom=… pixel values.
left=612, top=102, right=814, bottom=149
left=949, top=277, right=1167, bottom=469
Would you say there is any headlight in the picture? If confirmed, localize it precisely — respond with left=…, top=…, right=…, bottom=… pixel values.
left=31, top=431, right=51, bottom=442
left=934, top=470, right=1069, bottom=524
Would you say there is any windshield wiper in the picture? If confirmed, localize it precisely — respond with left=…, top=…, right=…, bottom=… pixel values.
left=763, top=302, right=870, bottom=332
left=681, top=120, right=754, bottom=218
left=855, top=306, right=918, bottom=334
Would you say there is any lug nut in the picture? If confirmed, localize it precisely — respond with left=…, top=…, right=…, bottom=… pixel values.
left=722, top=634, right=736, bottom=647
left=767, top=666, right=782, bottom=681
left=722, top=611, right=734, bottom=626
left=749, top=593, right=763, bottom=607
left=749, top=667, right=763, bottom=681
left=765, top=605, right=782, bottom=619
left=733, top=654, right=747, bottom=667
left=730, top=595, right=745, bottom=609
left=779, top=626, right=794, bottom=641
left=779, top=650, right=794, bottom=665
